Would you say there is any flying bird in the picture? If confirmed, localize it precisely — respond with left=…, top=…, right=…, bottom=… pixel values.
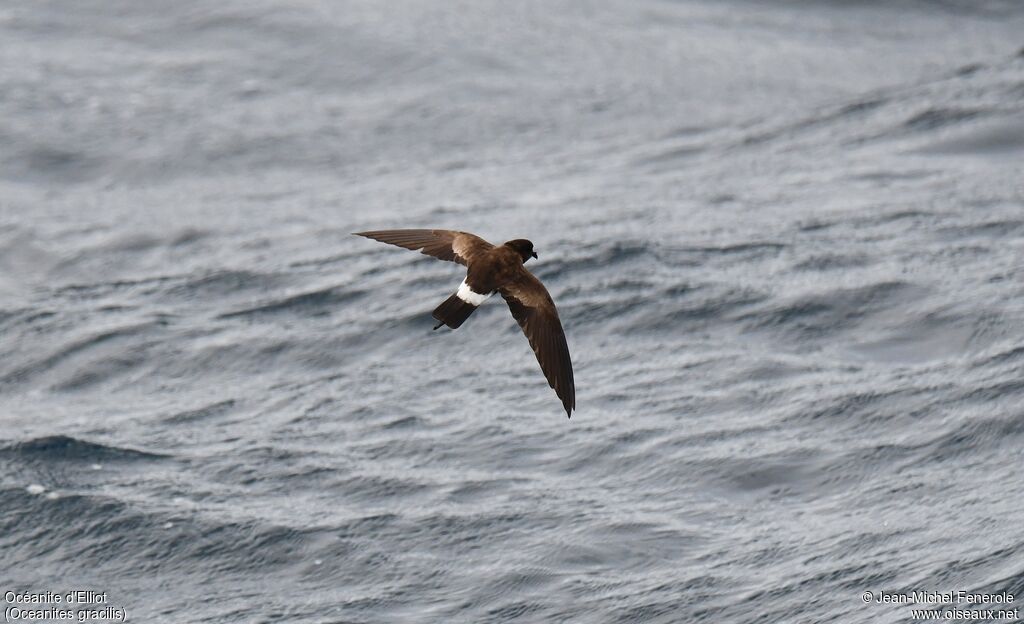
left=354, top=229, right=575, bottom=417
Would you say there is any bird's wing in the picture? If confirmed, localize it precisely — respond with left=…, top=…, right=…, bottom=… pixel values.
left=354, top=229, right=493, bottom=266
left=499, top=268, right=575, bottom=417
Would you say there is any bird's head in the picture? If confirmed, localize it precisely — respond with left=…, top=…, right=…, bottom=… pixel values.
left=505, top=239, right=538, bottom=262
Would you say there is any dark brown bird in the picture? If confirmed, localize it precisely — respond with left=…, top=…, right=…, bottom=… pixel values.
left=354, top=229, right=575, bottom=417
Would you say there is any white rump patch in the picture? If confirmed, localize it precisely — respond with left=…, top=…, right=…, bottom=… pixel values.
left=457, top=279, right=491, bottom=306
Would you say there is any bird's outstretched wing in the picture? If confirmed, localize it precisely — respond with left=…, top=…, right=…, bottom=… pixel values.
left=500, top=268, right=575, bottom=417
left=354, top=229, right=493, bottom=266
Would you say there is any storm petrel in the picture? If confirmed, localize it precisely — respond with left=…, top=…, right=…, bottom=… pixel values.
left=354, top=229, right=575, bottom=417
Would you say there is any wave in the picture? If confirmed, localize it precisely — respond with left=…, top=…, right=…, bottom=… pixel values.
left=1, top=487, right=335, bottom=578
left=0, top=323, right=158, bottom=390
left=0, top=435, right=168, bottom=463
left=216, top=286, right=366, bottom=319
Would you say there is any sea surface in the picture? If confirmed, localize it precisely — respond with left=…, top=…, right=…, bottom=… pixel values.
left=3, top=1, right=1024, bottom=622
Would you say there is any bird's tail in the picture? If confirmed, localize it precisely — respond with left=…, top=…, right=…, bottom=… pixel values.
left=432, top=292, right=479, bottom=330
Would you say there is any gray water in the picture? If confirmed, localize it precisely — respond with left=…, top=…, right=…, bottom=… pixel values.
left=3, top=1, right=1024, bottom=622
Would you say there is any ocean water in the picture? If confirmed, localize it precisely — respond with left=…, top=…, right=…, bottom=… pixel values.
left=3, top=1, right=1024, bottom=622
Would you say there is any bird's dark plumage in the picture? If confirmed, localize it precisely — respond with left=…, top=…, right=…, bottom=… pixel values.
left=355, top=229, right=493, bottom=266
left=354, top=229, right=575, bottom=417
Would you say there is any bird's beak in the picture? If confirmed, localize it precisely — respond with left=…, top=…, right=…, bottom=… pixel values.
left=531, top=251, right=538, bottom=259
